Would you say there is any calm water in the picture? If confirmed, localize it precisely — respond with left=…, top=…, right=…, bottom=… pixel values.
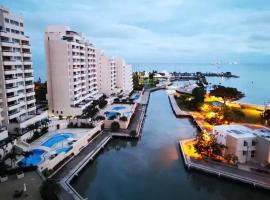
left=133, top=63, right=270, bottom=105
left=72, top=91, right=270, bottom=200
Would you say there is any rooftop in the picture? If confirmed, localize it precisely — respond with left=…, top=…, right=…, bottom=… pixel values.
left=214, top=125, right=256, bottom=139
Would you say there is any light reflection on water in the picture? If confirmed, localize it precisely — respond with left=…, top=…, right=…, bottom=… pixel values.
left=71, top=91, right=270, bottom=200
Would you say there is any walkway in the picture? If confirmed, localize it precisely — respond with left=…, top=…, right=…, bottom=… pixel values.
left=168, top=94, right=190, bottom=117
left=179, top=140, right=270, bottom=190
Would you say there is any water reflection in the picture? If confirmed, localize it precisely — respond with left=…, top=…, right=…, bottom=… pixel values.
left=72, top=91, right=270, bottom=200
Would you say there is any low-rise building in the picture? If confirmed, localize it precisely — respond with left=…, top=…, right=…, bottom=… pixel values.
left=254, top=128, right=270, bottom=166
left=213, top=125, right=257, bottom=163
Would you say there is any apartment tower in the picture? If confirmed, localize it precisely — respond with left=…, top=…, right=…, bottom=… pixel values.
left=0, top=7, right=36, bottom=135
left=45, top=26, right=98, bottom=117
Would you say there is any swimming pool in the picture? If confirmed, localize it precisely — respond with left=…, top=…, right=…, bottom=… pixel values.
left=42, top=133, right=74, bottom=148
left=18, top=149, right=45, bottom=167
left=131, top=94, right=140, bottom=100
left=55, top=147, right=72, bottom=155
left=112, top=106, right=126, bottom=111
left=105, top=111, right=119, bottom=120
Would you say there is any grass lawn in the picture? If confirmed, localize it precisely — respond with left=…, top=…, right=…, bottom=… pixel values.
left=174, top=94, right=195, bottom=111
left=239, top=108, right=263, bottom=124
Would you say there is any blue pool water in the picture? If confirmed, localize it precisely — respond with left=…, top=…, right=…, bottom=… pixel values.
left=105, top=111, right=119, bottom=120
left=42, top=133, right=74, bottom=148
left=18, top=149, right=45, bottom=167
left=55, top=147, right=72, bottom=155
left=131, top=94, right=140, bottom=100
left=112, top=106, right=126, bottom=111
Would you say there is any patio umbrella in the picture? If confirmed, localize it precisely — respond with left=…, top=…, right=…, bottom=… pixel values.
left=23, top=183, right=27, bottom=192
left=67, top=138, right=74, bottom=143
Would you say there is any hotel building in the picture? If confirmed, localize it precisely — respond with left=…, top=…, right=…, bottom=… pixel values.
left=95, top=49, right=118, bottom=96
left=45, top=26, right=133, bottom=117
left=45, top=26, right=99, bottom=117
left=0, top=7, right=48, bottom=139
left=115, top=58, right=133, bottom=94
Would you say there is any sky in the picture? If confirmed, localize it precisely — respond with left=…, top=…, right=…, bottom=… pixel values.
left=2, top=0, right=270, bottom=80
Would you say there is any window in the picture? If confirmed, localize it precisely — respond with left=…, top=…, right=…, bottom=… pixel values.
left=251, top=150, right=255, bottom=158
left=252, top=140, right=256, bottom=146
left=243, top=151, right=247, bottom=156
left=5, top=18, right=9, bottom=23
left=243, top=141, right=248, bottom=146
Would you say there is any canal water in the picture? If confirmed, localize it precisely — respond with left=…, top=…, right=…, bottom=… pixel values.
left=71, top=91, right=270, bottom=200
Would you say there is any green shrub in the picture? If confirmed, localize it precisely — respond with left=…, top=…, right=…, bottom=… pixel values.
left=119, top=116, right=128, bottom=121
left=95, top=115, right=105, bottom=120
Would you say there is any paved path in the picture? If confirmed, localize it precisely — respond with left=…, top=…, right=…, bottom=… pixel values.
left=168, top=94, right=190, bottom=117
left=53, top=131, right=110, bottom=180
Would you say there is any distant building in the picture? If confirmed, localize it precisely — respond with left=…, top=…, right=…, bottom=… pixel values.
left=0, top=7, right=47, bottom=139
left=115, top=58, right=133, bottom=94
left=45, top=25, right=133, bottom=116
left=95, top=49, right=118, bottom=96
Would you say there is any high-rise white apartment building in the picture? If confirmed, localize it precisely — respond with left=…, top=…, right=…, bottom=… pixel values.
left=96, top=49, right=120, bottom=96
left=0, top=7, right=45, bottom=138
left=115, top=58, right=133, bottom=94
left=45, top=26, right=98, bottom=117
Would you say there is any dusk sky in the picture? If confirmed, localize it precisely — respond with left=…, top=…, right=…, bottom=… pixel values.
left=2, top=0, right=270, bottom=80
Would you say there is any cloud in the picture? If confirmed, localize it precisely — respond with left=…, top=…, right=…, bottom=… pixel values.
left=1, top=0, right=270, bottom=79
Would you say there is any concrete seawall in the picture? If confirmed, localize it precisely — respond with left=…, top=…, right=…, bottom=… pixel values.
left=179, top=140, right=270, bottom=191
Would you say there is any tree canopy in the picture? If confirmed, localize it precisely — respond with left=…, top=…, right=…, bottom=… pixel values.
left=210, top=85, right=245, bottom=105
left=192, top=86, right=206, bottom=104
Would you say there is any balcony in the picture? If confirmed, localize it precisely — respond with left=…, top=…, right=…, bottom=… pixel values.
left=26, top=91, right=35, bottom=97
left=2, top=51, right=21, bottom=57
left=23, top=69, right=33, bottom=73
left=6, top=85, right=18, bottom=93
left=22, top=44, right=31, bottom=49
left=27, top=98, right=36, bottom=105
left=3, top=60, right=22, bottom=66
left=8, top=102, right=21, bottom=111
left=23, top=61, right=32, bottom=65
left=24, top=76, right=34, bottom=81
left=22, top=52, right=32, bottom=57
left=25, top=84, right=34, bottom=89
left=8, top=109, right=21, bottom=119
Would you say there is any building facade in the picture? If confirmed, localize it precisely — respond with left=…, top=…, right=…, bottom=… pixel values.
left=115, top=57, right=133, bottom=94
left=214, top=125, right=257, bottom=163
left=45, top=26, right=133, bottom=117
left=95, top=49, right=118, bottom=96
left=0, top=7, right=47, bottom=134
left=45, top=26, right=98, bottom=117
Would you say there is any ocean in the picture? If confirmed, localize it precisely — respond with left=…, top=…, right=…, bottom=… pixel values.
left=132, top=63, right=270, bottom=105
